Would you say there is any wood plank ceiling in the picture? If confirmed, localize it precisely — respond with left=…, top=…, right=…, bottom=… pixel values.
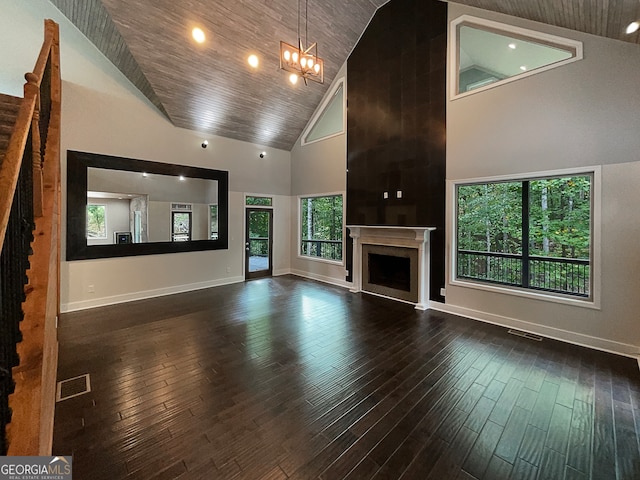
left=49, top=0, right=640, bottom=151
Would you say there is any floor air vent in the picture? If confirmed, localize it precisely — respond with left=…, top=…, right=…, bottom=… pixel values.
left=56, top=374, right=91, bottom=402
left=507, top=329, right=543, bottom=342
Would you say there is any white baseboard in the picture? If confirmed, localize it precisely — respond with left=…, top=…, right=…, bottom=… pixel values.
left=61, top=276, right=245, bottom=313
left=273, top=268, right=292, bottom=277
left=430, top=302, right=640, bottom=359
left=289, top=269, right=352, bottom=289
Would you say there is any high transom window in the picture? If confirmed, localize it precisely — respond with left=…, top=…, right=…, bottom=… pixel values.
left=450, top=15, right=583, bottom=98
left=301, top=79, right=345, bottom=145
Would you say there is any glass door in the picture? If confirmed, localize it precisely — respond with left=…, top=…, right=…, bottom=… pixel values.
left=245, top=208, right=273, bottom=279
left=171, top=211, right=191, bottom=241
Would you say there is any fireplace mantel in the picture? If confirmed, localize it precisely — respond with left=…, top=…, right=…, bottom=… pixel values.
left=347, top=225, right=436, bottom=310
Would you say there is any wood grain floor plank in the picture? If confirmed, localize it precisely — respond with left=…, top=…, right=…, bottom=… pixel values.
left=494, top=405, right=531, bottom=463
left=461, top=420, right=503, bottom=478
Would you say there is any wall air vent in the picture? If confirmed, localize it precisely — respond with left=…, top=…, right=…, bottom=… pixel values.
left=508, top=329, right=543, bottom=341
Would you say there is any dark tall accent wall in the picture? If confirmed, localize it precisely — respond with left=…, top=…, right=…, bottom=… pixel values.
left=347, top=0, right=447, bottom=301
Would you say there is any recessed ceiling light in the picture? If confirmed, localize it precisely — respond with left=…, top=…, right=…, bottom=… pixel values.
left=626, top=21, right=640, bottom=34
left=508, top=43, right=517, bottom=49
left=179, top=175, right=186, bottom=181
left=248, top=54, right=259, bottom=68
left=289, top=73, right=299, bottom=85
left=520, top=65, right=527, bottom=71
left=192, top=27, right=206, bottom=44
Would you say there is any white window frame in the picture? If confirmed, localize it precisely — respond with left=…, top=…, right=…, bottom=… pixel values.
left=298, top=192, right=345, bottom=265
left=86, top=203, right=107, bottom=239
left=449, top=166, right=601, bottom=309
left=449, top=15, right=583, bottom=100
left=301, top=78, right=346, bottom=146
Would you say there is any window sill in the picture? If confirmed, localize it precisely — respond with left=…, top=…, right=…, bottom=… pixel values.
left=450, top=277, right=600, bottom=310
left=297, top=255, right=344, bottom=267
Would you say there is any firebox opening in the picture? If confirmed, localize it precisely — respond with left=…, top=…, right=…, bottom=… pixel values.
left=368, top=253, right=411, bottom=292
left=361, top=243, right=419, bottom=303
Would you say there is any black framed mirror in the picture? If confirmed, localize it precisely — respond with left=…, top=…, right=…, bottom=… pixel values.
left=66, top=150, right=229, bottom=260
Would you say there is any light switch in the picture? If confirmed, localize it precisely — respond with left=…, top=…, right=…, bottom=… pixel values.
left=396, top=190, right=402, bottom=199
left=383, top=192, right=389, bottom=199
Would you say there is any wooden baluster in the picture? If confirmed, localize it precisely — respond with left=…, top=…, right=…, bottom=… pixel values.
left=24, top=73, right=43, bottom=218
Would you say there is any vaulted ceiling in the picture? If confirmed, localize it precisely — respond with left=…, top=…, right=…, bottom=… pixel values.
left=49, top=0, right=640, bottom=151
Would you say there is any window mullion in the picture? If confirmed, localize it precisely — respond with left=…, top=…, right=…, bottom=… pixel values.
left=522, top=180, right=530, bottom=288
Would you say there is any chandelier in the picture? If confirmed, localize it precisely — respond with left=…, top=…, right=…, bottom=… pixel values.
left=279, top=0, right=324, bottom=85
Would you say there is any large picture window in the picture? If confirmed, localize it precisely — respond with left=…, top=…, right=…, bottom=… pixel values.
left=300, top=194, right=343, bottom=262
left=456, top=174, right=592, bottom=299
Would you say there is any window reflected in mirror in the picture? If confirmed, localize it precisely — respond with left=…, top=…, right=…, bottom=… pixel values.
left=86, top=204, right=106, bottom=239
left=452, top=16, right=582, bottom=98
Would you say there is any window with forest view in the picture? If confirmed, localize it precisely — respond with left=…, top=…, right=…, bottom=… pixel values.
left=86, top=204, right=106, bottom=239
left=456, top=174, right=592, bottom=298
left=300, top=195, right=343, bottom=261
left=246, top=196, right=272, bottom=206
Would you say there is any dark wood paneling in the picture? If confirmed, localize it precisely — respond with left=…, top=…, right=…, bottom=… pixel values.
left=347, top=0, right=447, bottom=301
left=53, top=277, right=640, bottom=479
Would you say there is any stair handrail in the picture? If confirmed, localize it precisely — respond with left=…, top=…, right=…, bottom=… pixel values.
left=0, top=20, right=57, bottom=244
left=0, top=19, right=61, bottom=455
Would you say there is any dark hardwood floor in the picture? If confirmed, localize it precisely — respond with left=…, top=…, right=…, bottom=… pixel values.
left=53, top=276, right=640, bottom=480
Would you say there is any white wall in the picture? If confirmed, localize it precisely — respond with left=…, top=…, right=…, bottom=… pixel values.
left=0, top=0, right=293, bottom=311
left=289, top=63, right=350, bottom=287
left=444, top=4, right=640, bottom=355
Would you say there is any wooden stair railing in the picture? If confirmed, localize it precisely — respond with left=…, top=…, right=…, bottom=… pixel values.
left=0, top=19, right=61, bottom=455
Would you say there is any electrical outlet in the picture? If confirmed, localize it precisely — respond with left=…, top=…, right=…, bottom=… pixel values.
left=440, top=288, right=446, bottom=297
left=383, top=192, right=389, bottom=199
left=88, top=284, right=95, bottom=293
left=396, top=190, right=402, bottom=199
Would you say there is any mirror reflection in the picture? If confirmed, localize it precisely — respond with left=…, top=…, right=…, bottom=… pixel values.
left=87, top=168, right=219, bottom=245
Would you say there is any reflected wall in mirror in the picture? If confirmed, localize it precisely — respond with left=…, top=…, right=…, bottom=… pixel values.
left=451, top=15, right=582, bottom=98
left=67, top=151, right=228, bottom=260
